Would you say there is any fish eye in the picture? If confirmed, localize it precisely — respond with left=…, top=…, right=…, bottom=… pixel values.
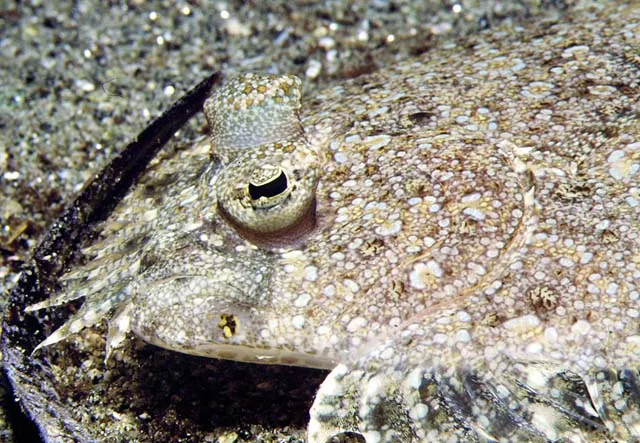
left=213, top=141, right=318, bottom=240
left=248, top=167, right=289, bottom=205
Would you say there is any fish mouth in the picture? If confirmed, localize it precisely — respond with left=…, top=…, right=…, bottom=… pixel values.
left=139, top=335, right=337, bottom=370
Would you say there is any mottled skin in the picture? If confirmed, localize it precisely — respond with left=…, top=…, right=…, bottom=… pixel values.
left=29, top=4, right=639, bottom=442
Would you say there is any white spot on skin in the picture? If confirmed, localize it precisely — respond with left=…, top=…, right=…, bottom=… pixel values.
left=405, top=368, right=424, bottom=389
left=587, top=284, right=600, bottom=295
left=455, top=115, right=469, bottom=124
left=559, top=257, right=574, bottom=268
left=580, top=252, right=593, bottom=264
left=379, top=347, right=394, bottom=360
left=334, top=152, right=348, bottom=163
left=364, top=374, right=386, bottom=399
left=544, top=327, right=558, bottom=344
left=461, top=192, right=482, bottom=202
left=433, top=333, right=447, bottom=344
left=375, top=219, right=402, bottom=236
left=503, top=314, right=541, bottom=332
left=561, top=45, right=590, bottom=58
left=323, top=285, right=336, bottom=297
left=293, top=293, right=312, bottom=308
left=526, top=342, right=543, bottom=354
left=607, top=150, right=625, bottom=163
left=426, top=260, right=443, bottom=277
left=456, top=330, right=471, bottom=343
left=346, top=316, right=367, bottom=333
left=409, top=403, right=429, bottom=420
left=571, top=320, right=591, bottom=336
left=463, top=207, right=485, bottom=221
left=521, top=81, right=555, bottom=99
left=588, top=85, right=618, bottom=96
left=331, top=252, right=345, bottom=261
left=342, top=134, right=361, bottom=145
left=423, top=236, right=435, bottom=247
left=292, top=315, right=305, bottom=329
left=344, top=279, right=360, bottom=293
left=607, top=149, right=639, bottom=179
left=364, top=134, right=392, bottom=150
left=409, top=260, right=443, bottom=289
left=368, top=106, right=389, bottom=118
left=606, top=282, right=619, bottom=295
left=304, top=266, right=318, bottom=281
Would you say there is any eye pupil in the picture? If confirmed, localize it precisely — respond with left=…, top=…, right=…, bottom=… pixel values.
left=248, top=170, right=288, bottom=200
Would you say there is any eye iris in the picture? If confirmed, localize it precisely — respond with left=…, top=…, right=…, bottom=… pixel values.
left=248, top=170, right=288, bottom=200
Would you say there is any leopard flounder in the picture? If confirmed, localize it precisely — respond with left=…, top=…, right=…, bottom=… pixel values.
left=28, top=4, right=639, bottom=442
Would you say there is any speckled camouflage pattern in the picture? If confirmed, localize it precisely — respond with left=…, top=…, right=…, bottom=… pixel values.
left=29, top=3, right=639, bottom=442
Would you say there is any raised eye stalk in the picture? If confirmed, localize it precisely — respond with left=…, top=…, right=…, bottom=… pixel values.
left=204, top=73, right=304, bottom=161
left=203, top=74, right=319, bottom=242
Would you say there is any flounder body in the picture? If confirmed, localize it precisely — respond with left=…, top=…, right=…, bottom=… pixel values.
left=29, top=4, right=640, bottom=442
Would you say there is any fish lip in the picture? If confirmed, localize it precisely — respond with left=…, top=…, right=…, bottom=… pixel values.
left=138, top=336, right=338, bottom=370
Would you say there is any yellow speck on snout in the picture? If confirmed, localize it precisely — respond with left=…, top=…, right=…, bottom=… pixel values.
left=218, top=314, right=239, bottom=339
